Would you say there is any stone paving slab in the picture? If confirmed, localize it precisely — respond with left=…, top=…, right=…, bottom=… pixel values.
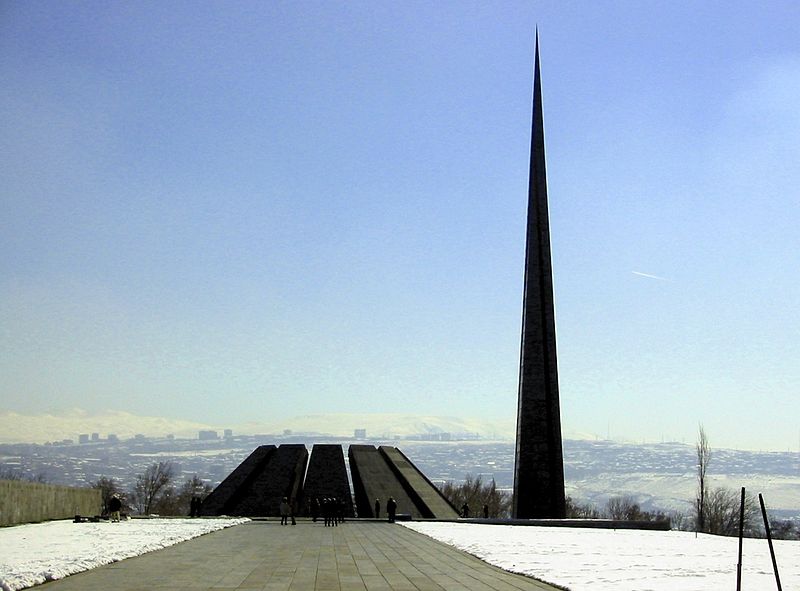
left=38, top=521, right=562, bottom=591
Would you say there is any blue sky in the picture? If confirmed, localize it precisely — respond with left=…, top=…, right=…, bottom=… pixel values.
left=1, top=1, right=798, bottom=451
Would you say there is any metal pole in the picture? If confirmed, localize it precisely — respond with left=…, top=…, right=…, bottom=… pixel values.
left=758, top=493, right=782, bottom=591
left=736, top=487, right=745, bottom=591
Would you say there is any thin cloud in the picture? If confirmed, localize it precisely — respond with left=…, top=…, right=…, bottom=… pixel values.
left=631, top=271, right=669, bottom=281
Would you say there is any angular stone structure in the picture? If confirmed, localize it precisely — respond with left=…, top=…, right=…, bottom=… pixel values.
left=199, top=445, right=276, bottom=516
left=349, top=444, right=416, bottom=518
left=349, top=444, right=458, bottom=519
left=379, top=446, right=458, bottom=519
left=205, top=443, right=455, bottom=519
left=202, top=444, right=307, bottom=517
left=513, top=34, right=567, bottom=519
left=302, top=444, right=354, bottom=517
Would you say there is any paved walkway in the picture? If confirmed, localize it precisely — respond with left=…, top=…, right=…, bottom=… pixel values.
left=40, top=520, right=561, bottom=591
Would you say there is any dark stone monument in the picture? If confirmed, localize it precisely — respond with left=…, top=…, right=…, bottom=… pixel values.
left=199, top=445, right=276, bottom=516
left=349, top=444, right=416, bottom=518
left=378, top=446, right=458, bottom=518
left=204, top=443, right=454, bottom=519
left=230, top=444, right=307, bottom=516
left=349, top=445, right=458, bottom=519
left=302, top=444, right=354, bottom=517
left=512, top=34, right=567, bottom=519
left=202, top=444, right=307, bottom=517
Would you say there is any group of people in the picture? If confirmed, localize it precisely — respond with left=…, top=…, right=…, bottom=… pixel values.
left=279, top=496, right=400, bottom=524
left=238, top=494, right=413, bottom=524
left=309, top=497, right=347, bottom=526
left=459, top=503, right=491, bottom=518
left=279, top=497, right=297, bottom=525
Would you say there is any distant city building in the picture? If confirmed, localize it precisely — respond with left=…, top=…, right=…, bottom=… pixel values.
left=283, top=429, right=292, bottom=436
left=79, top=434, right=89, bottom=444
left=199, top=430, right=218, bottom=440
left=224, top=429, right=233, bottom=439
left=166, top=434, right=175, bottom=440
left=440, top=432, right=451, bottom=441
left=354, top=429, right=366, bottom=439
left=134, top=434, right=146, bottom=441
left=91, top=432, right=100, bottom=441
left=107, top=434, right=119, bottom=443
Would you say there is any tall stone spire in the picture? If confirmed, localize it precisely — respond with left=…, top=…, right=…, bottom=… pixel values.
left=512, top=32, right=566, bottom=519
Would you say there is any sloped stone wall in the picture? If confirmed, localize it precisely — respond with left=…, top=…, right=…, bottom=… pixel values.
left=303, top=444, right=353, bottom=517
left=227, top=444, right=308, bottom=516
left=200, top=445, right=276, bottom=516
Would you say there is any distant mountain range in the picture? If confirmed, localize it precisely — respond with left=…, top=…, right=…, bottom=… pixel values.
left=0, top=409, right=526, bottom=444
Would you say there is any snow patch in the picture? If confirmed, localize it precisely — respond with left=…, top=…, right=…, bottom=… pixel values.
left=401, top=522, right=800, bottom=591
left=0, top=518, right=248, bottom=591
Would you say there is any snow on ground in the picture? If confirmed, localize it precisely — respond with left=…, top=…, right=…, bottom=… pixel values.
left=0, top=517, right=248, bottom=591
left=402, top=522, right=800, bottom=591
left=3, top=518, right=798, bottom=591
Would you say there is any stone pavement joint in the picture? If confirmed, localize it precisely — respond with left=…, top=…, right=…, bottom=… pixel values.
left=40, top=521, right=562, bottom=591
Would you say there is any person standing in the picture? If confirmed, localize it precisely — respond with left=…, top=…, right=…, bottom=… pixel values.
left=311, top=498, right=320, bottom=523
left=323, top=498, right=331, bottom=527
left=279, top=497, right=290, bottom=525
left=386, top=497, right=397, bottom=523
left=374, top=498, right=380, bottom=519
left=108, top=494, right=122, bottom=523
left=461, top=502, right=469, bottom=518
left=190, top=496, right=202, bottom=517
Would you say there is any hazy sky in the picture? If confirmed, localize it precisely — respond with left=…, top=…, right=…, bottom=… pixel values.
left=2, top=1, right=798, bottom=451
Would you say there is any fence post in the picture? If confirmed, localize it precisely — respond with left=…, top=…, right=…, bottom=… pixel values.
left=758, top=493, right=782, bottom=591
left=736, top=487, right=745, bottom=591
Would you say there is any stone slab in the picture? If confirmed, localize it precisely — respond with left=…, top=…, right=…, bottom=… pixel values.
left=378, top=447, right=459, bottom=519
left=349, top=446, right=419, bottom=519
left=303, top=444, right=354, bottom=517
left=200, top=445, right=276, bottom=516
left=228, top=445, right=308, bottom=517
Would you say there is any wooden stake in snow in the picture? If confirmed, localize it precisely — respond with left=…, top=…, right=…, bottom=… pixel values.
left=759, top=493, right=782, bottom=591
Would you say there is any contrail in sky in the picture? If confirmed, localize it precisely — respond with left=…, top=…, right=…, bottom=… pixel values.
left=631, top=271, right=668, bottom=281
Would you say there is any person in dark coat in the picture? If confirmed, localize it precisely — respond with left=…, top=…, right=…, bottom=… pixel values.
left=190, top=496, right=203, bottom=517
left=386, top=497, right=397, bottom=523
left=483, top=504, right=489, bottom=519
left=323, top=498, right=331, bottom=527
left=109, top=494, right=122, bottom=523
left=374, top=498, right=380, bottom=519
left=334, top=497, right=342, bottom=525
left=279, top=497, right=290, bottom=525
left=461, top=503, right=469, bottom=518
left=328, top=497, right=337, bottom=527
